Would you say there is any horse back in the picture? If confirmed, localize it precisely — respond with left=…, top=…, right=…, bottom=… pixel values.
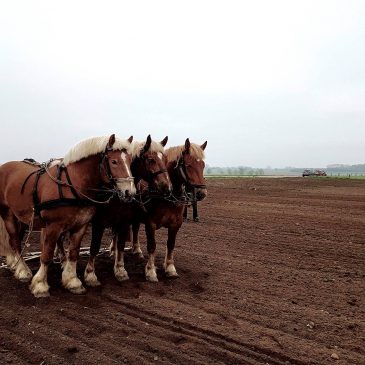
left=0, top=161, right=46, bottom=222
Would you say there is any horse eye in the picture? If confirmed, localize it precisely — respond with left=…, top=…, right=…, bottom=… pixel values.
left=111, top=160, right=118, bottom=165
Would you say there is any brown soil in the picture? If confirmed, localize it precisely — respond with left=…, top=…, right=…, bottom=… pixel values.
left=0, top=177, right=364, bottom=365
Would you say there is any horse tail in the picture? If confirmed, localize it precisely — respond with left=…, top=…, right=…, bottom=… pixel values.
left=0, top=215, right=11, bottom=256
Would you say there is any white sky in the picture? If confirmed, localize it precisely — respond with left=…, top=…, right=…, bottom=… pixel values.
left=1, top=0, right=364, bottom=167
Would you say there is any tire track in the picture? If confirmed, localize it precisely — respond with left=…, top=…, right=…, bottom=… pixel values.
left=104, top=293, right=310, bottom=365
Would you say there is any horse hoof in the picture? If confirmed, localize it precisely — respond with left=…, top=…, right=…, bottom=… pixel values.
left=30, top=281, right=50, bottom=298
left=133, top=252, right=145, bottom=261
left=15, top=269, right=33, bottom=283
left=69, top=285, right=86, bottom=295
left=146, top=274, right=159, bottom=282
left=115, top=273, right=129, bottom=282
left=63, top=277, right=86, bottom=294
left=19, top=275, right=33, bottom=283
left=84, top=273, right=101, bottom=287
left=193, top=217, right=200, bottom=222
left=166, top=271, right=179, bottom=279
left=33, top=290, right=50, bottom=298
left=86, top=279, right=101, bottom=287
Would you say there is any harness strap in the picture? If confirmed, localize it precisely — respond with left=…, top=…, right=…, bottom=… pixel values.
left=56, top=164, right=64, bottom=199
left=21, top=169, right=40, bottom=194
left=32, top=169, right=46, bottom=207
left=63, top=164, right=80, bottom=199
left=21, top=161, right=91, bottom=215
left=34, top=198, right=93, bottom=214
left=176, top=158, right=207, bottom=190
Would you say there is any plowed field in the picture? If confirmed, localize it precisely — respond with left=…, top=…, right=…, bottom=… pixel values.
left=1, top=177, right=364, bottom=365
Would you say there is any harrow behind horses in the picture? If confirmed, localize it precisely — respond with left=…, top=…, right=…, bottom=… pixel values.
left=0, top=134, right=135, bottom=297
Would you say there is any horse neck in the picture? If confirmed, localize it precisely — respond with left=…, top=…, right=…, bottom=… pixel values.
left=131, top=158, right=143, bottom=184
left=167, top=160, right=184, bottom=195
left=65, top=155, right=102, bottom=195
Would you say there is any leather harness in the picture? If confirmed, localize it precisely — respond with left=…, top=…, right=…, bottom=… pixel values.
left=21, top=148, right=116, bottom=215
left=175, top=154, right=207, bottom=190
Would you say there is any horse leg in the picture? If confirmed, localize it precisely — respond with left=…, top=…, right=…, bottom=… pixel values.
left=132, top=222, right=144, bottom=260
left=193, top=202, right=199, bottom=222
left=1, top=211, right=32, bottom=282
left=62, top=225, right=88, bottom=294
left=54, top=232, right=67, bottom=268
left=183, top=206, right=188, bottom=221
left=0, top=213, right=16, bottom=270
left=84, top=224, right=104, bottom=287
left=164, top=226, right=179, bottom=278
left=145, top=222, right=158, bottom=282
left=30, top=225, right=60, bottom=297
left=114, top=224, right=130, bottom=282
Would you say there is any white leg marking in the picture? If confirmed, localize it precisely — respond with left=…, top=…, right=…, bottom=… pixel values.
left=109, top=236, right=116, bottom=257
left=6, top=253, right=17, bottom=271
left=132, top=239, right=144, bottom=260
left=84, top=257, right=101, bottom=287
left=62, top=260, right=86, bottom=294
left=13, top=255, right=33, bottom=282
left=30, top=262, right=50, bottom=297
left=145, top=252, right=158, bottom=282
left=164, top=251, right=179, bottom=278
left=114, top=246, right=129, bottom=282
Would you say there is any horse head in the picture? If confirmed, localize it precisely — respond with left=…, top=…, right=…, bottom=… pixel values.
left=131, top=135, right=172, bottom=196
left=178, top=139, right=208, bottom=201
left=99, top=134, right=136, bottom=201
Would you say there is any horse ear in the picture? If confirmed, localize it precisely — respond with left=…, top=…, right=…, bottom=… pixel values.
left=107, top=134, right=116, bottom=149
left=200, top=141, right=207, bottom=151
left=184, top=138, right=191, bottom=153
left=143, top=134, right=152, bottom=153
left=128, top=136, right=133, bottom=143
left=160, top=136, right=168, bottom=147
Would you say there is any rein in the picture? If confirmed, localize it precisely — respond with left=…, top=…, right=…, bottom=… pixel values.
left=175, top=155, right=207, bottom=190
left=43, top=164, right=116, bottom=205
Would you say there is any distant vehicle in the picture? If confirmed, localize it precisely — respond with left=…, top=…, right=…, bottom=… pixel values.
left=302, top=169, right=327, bottom=177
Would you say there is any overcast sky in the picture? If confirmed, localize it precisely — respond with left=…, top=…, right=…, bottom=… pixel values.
left=1, top=0, right=364, bottom=167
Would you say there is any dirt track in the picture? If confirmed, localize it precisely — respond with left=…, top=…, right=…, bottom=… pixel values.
left=0, top=177, right=364, bottom=365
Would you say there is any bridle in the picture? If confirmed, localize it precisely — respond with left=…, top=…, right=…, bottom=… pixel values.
left=175, top=154, right=207, bottom=190
left=133, top=151, right=168, bottom=191
left=99, top=146, right=134, bottom=192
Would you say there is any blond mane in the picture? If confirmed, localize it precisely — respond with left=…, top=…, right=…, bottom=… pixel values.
left=63, top=136, right=131, bottom=166
left=165, top=143, right=205, bottom=163
left=130, top=140, right=165, bottom=159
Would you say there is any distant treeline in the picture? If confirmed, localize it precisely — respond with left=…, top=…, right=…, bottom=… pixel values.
left=205, top=164, right=365, bottom=176
left=205, top=166, right=265, bottom=176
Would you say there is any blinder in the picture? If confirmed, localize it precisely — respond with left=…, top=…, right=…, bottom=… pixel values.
left=175, top=156, right=207, bottom=190
left=134, top=149, right=169, bottom=192
left=99, top=147, right=134, bottom=191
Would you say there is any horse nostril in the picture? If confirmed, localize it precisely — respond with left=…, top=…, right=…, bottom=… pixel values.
left=125, top=190, right=130, bottom=197
left=196, top=190, right=207, bottom=200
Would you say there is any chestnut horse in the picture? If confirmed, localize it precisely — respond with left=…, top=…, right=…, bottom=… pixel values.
left=83, top=135, right=172, bottom=286
left=110, top=138, right=207, bottom=282
left=0, top=134, right=135, bottom=297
